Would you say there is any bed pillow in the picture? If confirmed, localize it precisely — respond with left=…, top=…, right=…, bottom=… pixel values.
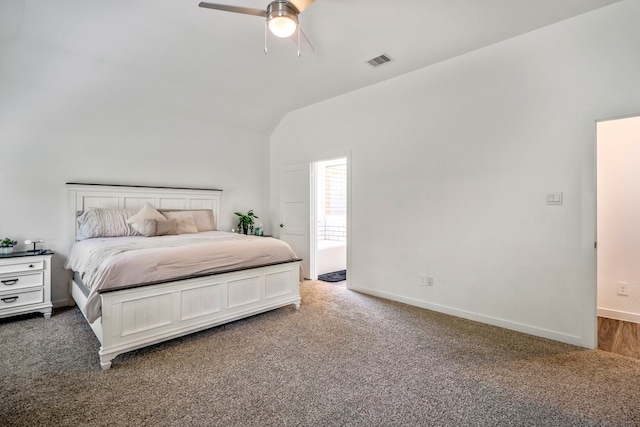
left=162, top=211, right=199, bottom=234
left=158, top=209, right=217, bottom=232
left=127, top=203, right=167, bottom=235
left=140, top=218, right=178, bottom=237
left=76, top=208, right=138, bottom=240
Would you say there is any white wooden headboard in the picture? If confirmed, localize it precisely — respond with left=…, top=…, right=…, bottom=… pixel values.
left=67, top=183, right=222, bottom=241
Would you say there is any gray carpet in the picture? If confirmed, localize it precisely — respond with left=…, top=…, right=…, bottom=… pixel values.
left=1, top=280, right=639, bottom=427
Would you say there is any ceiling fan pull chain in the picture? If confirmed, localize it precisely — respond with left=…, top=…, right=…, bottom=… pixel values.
left=297, top=25, right=301, bottom=57
left=264, top=21, right=268, bottom=54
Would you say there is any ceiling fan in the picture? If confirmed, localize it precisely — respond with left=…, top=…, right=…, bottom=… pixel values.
left=199, top=0, right=316, bottom=56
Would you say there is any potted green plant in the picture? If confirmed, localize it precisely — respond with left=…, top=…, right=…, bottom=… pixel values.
left=0, top=238, right=17, bottom=254
left=234, top=210, right=259, bottom=235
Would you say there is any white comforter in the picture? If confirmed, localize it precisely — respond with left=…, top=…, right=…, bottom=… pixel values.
left=65, top=231, right=300, bottom=323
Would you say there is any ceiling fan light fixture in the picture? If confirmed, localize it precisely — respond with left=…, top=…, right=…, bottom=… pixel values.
left=267, top=1, right=299, bottom=38
left=268, top=15, right=297, bottom=37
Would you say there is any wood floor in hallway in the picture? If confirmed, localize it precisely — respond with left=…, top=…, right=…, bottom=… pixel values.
left=598, top=316, right=640, bottom=359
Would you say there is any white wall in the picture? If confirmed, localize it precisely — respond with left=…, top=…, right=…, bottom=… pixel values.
left=597, top=116, right=640, bottom=323
left=1, top=41, right=270, bottom=307
left=270, top=0, right=640, bottom=347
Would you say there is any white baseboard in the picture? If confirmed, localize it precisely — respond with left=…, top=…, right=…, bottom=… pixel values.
left=597, top=307, right=640, bottom=324
left=348, top=285, right=588, bottom=348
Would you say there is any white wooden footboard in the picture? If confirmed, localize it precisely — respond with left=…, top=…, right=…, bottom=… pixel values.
left=71, top=261, right=301, bottom=370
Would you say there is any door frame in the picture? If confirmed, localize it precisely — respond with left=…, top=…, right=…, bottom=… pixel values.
left=595, top=113, right=640, bottom=324
left=583, top=104, right=640, bottom=349
left=310, top=151, right=352, bottom=283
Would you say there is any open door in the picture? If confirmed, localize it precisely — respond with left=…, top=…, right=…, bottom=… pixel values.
left=312, top=157, right=348, bottom=281
left=596, top=115, right=640, bottom=358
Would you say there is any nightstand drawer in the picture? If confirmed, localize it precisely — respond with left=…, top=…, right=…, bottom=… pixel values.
left=0, top=289, right=44, bottom=309
left=0, top=260, right=44, bottom=275
left=0, top=272, right=44, bottom=292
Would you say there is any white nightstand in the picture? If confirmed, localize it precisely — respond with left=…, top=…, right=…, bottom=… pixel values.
left=0, top=250, right=53, bottom=319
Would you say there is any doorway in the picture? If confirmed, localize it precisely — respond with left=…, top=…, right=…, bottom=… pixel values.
left=596, top=115, right=640, bottom=358
left=312, top=157, right=348, bottom=283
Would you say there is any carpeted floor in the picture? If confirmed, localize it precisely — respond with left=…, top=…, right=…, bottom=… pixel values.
left=1, top=280, right=640, bottom=426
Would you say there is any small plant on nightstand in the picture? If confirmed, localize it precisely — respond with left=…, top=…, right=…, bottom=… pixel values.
left=234, top=210, right=259, bottom=235
left=0, top=238, right=17, bottom=254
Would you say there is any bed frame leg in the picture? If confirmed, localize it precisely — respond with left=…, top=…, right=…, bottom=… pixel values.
left=294, top=302, right=300, bottom=310
left=100, top=356, right=113, bottom=370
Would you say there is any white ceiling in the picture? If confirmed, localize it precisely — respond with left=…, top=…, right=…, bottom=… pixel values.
left=1, top=0, right=622, bottom=134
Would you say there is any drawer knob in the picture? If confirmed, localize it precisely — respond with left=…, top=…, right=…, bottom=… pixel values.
left=1, top=296, right=19, bottom=303
left=1, top=279, right=18, bottom=286
left=29, top=265, right=34, bottom=268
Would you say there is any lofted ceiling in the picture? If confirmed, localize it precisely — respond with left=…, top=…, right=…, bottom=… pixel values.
left=0, top=0, right=622, bottom=134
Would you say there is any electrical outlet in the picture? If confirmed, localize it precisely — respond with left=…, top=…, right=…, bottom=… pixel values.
left=419, top=273, right=427, bottom=286
left=427, top=276, right=434, bottom=286
left=617, top=282, right=629, bottom=296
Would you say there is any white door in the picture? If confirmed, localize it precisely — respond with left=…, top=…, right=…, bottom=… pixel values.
left=280, top=163, right=311, bottom=278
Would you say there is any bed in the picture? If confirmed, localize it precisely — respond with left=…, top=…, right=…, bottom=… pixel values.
left=66, top=183, right=302, bottom=370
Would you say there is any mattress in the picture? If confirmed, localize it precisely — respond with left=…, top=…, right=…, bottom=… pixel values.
left=66, top=231, right=300, bottom=322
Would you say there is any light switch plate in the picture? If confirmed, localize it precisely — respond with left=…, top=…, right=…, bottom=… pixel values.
left=546, top=192, right=563, bottom=206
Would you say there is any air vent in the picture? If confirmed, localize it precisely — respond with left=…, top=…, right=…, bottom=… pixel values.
left=366, top=53, right=394, bottom=68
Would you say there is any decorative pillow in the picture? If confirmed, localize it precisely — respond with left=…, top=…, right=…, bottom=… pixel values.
left=127, top=203, right=167, bottom=235
left=140, top=218, right=178, bottom=237
left=76, top=208, right=138, bottom=240
left=159, top=209, right=217, bottom=231
left=161, top=211, right=199, bottom=234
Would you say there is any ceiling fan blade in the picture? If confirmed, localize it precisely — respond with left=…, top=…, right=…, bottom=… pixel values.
left=290, top=27, right=315, bottom=54
left=198, top=2, right=267, bottom=17
left=289, top=0, right=315, bottom=13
